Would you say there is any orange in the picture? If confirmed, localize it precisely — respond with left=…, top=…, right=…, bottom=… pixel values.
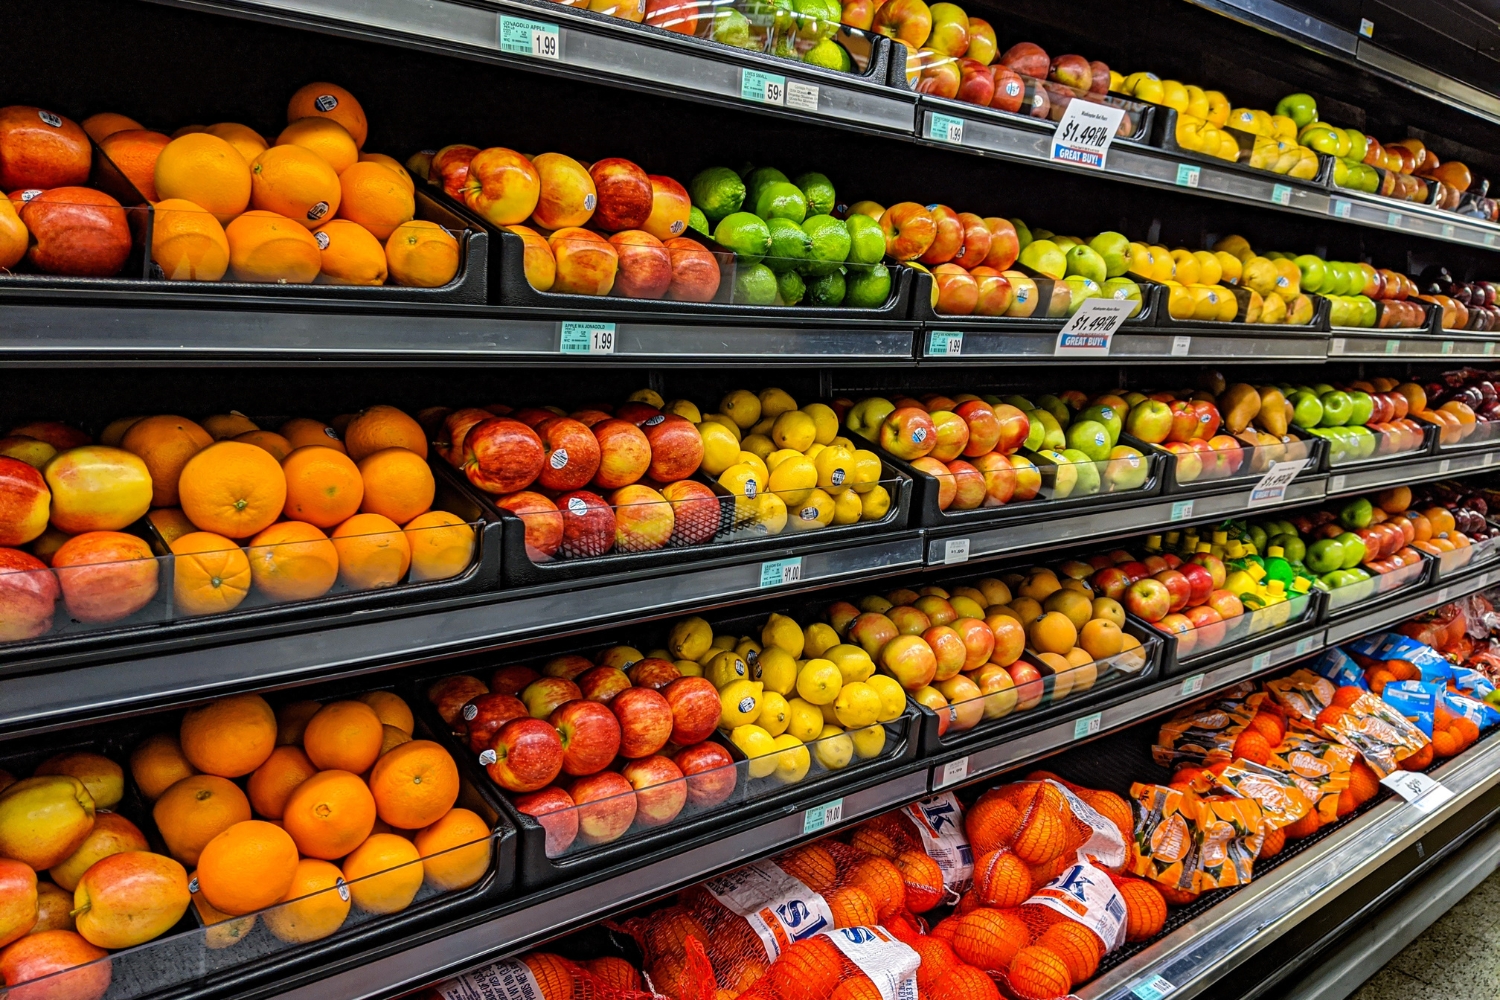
left=342, top=833, right=423, bottom=913
left=337, top=161, right=415, bottom=240
left=251, top=145, right=341, bottom=229
left=1036, top=922, right=1101, bottom=983
left=895, top=848, right=945, bottom=913
left=248, top=521, right=339, bottom=602
left=170, top=530, right=252, bottom=615
left=928, top=964, right=1000, bottom=1000
left=173, top=124, right=210, bottom=137
left=280, top=418, right=346, bottom=453
left=1232, top=729, right=1271, bottom=764
left=179, top=440, right=288, bottom=539
left=582, top=957, right=641, bottom=993
left=775, top=843, right=837, bottom=892
left=344, top=405, right=428, bottom=461
left=1008, top=945, right=1072, bottom=1000
left=1078, top=618, right=1122, bottom=660
left=282, top=769, right=377, bottom=860
left=130, top=733, right=198, bottom=801
left=333, top=513, right=412, bottom=590
left=180, top=693, right=277, bottom=777
left=248, top=745, right=319, bottom=819
left=263, top=857, right=350, bottom=943
left=1085, top=790, right=1132, bottom=844
left=358, top=152, right=415, bottom=191
left=121, top=414, right=213, bottom=507
left=912, top=935, right=959, bottom=990
left=1029, top=612, right=1077, bottom=656
left=204, top=122, right=267, bottom=164
left=82, top=112, right=143, bottom=143
left=368, top=739, right=459, bottom=829
left=849, top=855, right=906, bottom=921
left=286, top=83, right=368, bottom=149
left=151, top=198, right=230, bottom=281
left=153, top=774, right=252, bottom=866
left=303, top=700, right=385, bottom=773
left=357, top=691, right=414, bottom=734
left=952, top=907, right=1030, bottom=970
left=154, top=133, right=252, bottom=224
left=1284, top=811, right=1320, bottom=839
left=357, top=447, right=434, bottom=524
left=235, top=430, right=293, bottom=462
left=967, top=792, right=1021, bottom=853
left=849, top=824, right=901, bottom=859
left=831, top=977, right=882, bottom=1000
left=1260, top=827, right=1285, bottom=858
left=404, top=510, right=475, bottom=582
left=190, top=869, right=258, bottom=949
left=824, top=884, right=878, bottom=927
left=202, top=413, right=259, bottom=440
left=1011, top=785, right=1069, bottom=864
left=767, top=937, right=842, bottom=1000
left=282, top=445, right=364, bottom=528
left=226, top=210, right=322, bottom=283
left=278, top=117, right=358, bottom=174
left=386, top=220, right=460, bottom=288
left=276, top=700, right=322, bottom=746
left=1247, top=712, right=1285, bottom=743
left=1118, top=879, right=1167, bottom=941
left=99, top=129, right=172, bottom=201
left=197, top=819, right=300, bottom=915
left=314, top=218, right=387, bottom=285
left=414, top=807, right=491, bottom=891
left=973, top=848, right=1033, bottom=908
left=381, top=725, right=412, bottom=756
left=0, top=197, right=25, bottom=271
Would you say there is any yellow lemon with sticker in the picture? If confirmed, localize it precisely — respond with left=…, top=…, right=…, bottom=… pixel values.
left=719, top=679, right=763, bottom=728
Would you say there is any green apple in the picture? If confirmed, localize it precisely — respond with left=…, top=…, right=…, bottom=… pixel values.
left=1319, top=390, right=1353, bottom=426
left=1337, top=532, right=1365, bottom=569
left=1306, top=537, right=1344, bottom=574
left=1065, top=420, right=1113, bottom=462
left=1063, top=275, right=1102, bottom=314
left=1339, top=498, right=1373, bottom=529
left=1298, top=123, right=1341, bottom=155
left=1002, top=394, right=1035, bottom=411
left=1276, top=92, right=1319, bottom=127
left=1087, top=232, right=1131, bottom=277
left=1355, top=295, right=1377, bottom=328
left=1294, top=254, right=1326, bottom=293
left=1347, top=391, right=1374, bottom=425
left=1037, top=449, right=1076, bottom=498
left=1289, top=390, right=1324, bottom=429
left=1348, top=424, right=1376, bottom=459
left=1102, top=277, right=1143, bottom=317
left=1065, top=244, right=1109, bottom=283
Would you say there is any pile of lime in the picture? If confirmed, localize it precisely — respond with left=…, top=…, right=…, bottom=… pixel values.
left=687, top=166, right=890, bottom=308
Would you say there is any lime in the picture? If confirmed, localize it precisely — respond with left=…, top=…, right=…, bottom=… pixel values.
left=755, top=182, right=809, bottom=223
left=803, top=38, right=848, bottom=70
left=844, top=263, right=890, bottom=308
left=792, top=0, right=834, bottom=38
left=687, top=205, right=710, bottom=236
left=765, top=218, right=811, bottom=273
left=735, top=262, right=779, bottom=304
left=777, top=269, right=806, bottom=305
left=690, top=167, right=746, bottom=225
left=844, top=213, right=884, bottom=264
left=800, top=215, right=850, bottom=276
left=743, top=167, right=790, bottom=216
left=806, top=271, right=846, bottom=307
left=710, top=7, right=752, bottom=46
left=714, top=211, right=772, bottom=263
left=794, top=172, right=836, bottom=216
left=771, top=30, right=799, bottom=59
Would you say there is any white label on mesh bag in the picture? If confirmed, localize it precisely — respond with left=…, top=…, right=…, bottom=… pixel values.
left=705, top=859, right=835, bottom=960
left=1029, top=860, right=1128, bottom=952
left=821, top=926, right=920, bottom=1000
left=432, top=959, right=544, bottom=1000
left=904, top=793, right=973, bottom=893
left=1050, top=780, right=1127, bottom=870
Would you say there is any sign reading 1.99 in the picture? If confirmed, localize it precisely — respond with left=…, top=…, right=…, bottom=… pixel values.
left=1050, top=100, right=1127, bottom=170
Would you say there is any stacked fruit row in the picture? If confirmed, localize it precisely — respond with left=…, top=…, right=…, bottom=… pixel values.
left=1417, top=268, right=1500, bottom=332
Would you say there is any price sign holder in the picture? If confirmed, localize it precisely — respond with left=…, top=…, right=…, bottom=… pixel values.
left=942, top=539, right=970, bottom=565
left=1054, top=299, right=1132, bottom=356
left=1072, top=712, right=1102, bottom=740
left=1247, top=458, right=1308, bottom=508
left=933, top=757, right=969, bottom=790
left=559, top=321, right=615, bottom=354
left=1271, top=183, right=1292, bottom=206
left=1048, top=100, right=1127, bottom=170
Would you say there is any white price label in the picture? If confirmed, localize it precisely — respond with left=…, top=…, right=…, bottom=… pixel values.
left=933, top=757, right=970, bottom=790
left=1073, top=712, right=1102, bottom=740
left=742, top=69, right=786, bottom=105
left=499, top=15, right=560, bottom=57
left=1175, top=163, right=1200, bottom=188
left=1330, top=474, right=1346, bottom=493
left=1331, top=337, right=1347, bottom=355
left=1247, top=458, right=1308, bottom=507
left=1271, top=183, right=1292, bottom=206
left=1359, top=16, right=1374, bottom=35
left=1049, top=100, right=1127, bottom=170
left=1171, top=335, right=1191, bottom=356
left=785, top=81, right=820, bottom=112
left=1439, top=459, right=1452, bottom=474
left=1170, top=499, right=1194, bottom=521
left=559, top=321, right=615, bottom=354
left=1133, top=976, right=1177, bottom=1000
left=1179, top=673, right=1205, bottom=696
left=929, top=113, right=964, bottom=145
left=1380, top=771, right=1454, bottom=812
left=759, top=557, right=803, bottom=587
left=943, top=539, right=970, bottom=565
left=1055, top=298, right=1133, bottom=355
left=1332, top=199, right=1352, bottom=218
left=928, top=330, right=963, bottom=356
left=802, top=798, right=844, bottom=833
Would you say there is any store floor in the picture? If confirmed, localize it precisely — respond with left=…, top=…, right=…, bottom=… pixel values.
left=1350, top=867, right=1500, bottom=999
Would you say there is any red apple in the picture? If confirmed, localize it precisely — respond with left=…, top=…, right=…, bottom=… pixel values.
left=498, top=490, right=563, bottom=561
left=613, top=402, right=661, bottom=427
left=955, top=59, right=995, bottom=106
left=989, top=67, right=1026, bottom=112
left=461, top=692, right=528, bottom=753
left=549, top=227, right=617, bottom=296
left=1126, top=577, right=1171, bottom=622
left=662, top=676, right=720, bottom=745
left=1090, top=566, right=1129, bottom=600
left=439, top=408, right=493, bottom=467
left=643, top=413, right=704, bottom=482
left=970, top=452, right=1016, bottom=506
left=462, top=147, right=541, bottom=225
left=549, top=699, right=623, bottom=776
left=1162, top=442, right=1201, bottom=482
left=928, top=410, right=971, bottom=461
left=951, top=616, right=995, bottom=671
left=577, top=665, right=632, bottom=704
left=664, top=237, right=721, bottom=302
left=1180, top=562, right=1214, bottom=607
left=1166, top=402, right=1198, bottom=443
left=1156, top=613, right=1196, bottom=655
left=948, top=213, right=992, bottom=270
left=462, top=417, right=544, bottom=494
left=1152, top=569, right=1191, bottom=612
left=567, top=771, right=636, bottom=844
left=1049, top=53, right=1092, bottom=91
left=932, top=264, right=978, bottom=315
left=879, top=203, right=937, bottom=261
left=1001, top=42, right=1050, bottom=78
left=555, top=489, right=615, bottom=558
left=592, top=419, right=651, bottom=489
left=0, top=107, right=91, bottom=190
left=946, top=460, right=986, bottom=510
left=534, top=417, right=602, bottom=492
left=0, top=857, right=35, bottom=948
left=509, top=407, right=555, bottom=428
left=1206, top=435, right=1243, bottom=476
left=1206, top=589, right=1243, bottom=620
left=0, top=930, right=110, bottom=1000
left=609, top=230, right=673, bottom=299
left=985, top=404, right=1028, bottom=456
left=1191, top=400, right=1223, bottom=439
left=543, top=655, right=594, bottom=680
left=627, top=658, right=682, bottom=690
left=968, top=266, right=1013, bottom=316
left=482, top=717, right=564, bottom=792
left=610, top=484, right=674, bottom=551
left=1184, top=604, right=1226, bottom=647
left=673, top=742, right=737, bottom=807
left=1007, top=661, right=1044, bottom=710
left=622, top=755, right=687, bottom=827
left=0, top=457, right=49, bottom=547
left=911, top=457, right=955, bottom=510
left=923, top=624, right=968, bottom=681
left=848, top=612, right=900, bottom=656
left=521, top=677, right=581, bottom=719
left=912, top=685, right=951, bottom=735
left=662, top=479, right=720, bottom=545
left=879, top=407, right=938, bottom=460
left=21, top=187, right=130, bottom=278
left=643, top=175, right=691, bottom=242
left=588, top=158, right=653, bottom=232
left=871, top=0, right=933, bottom=47
left=0, top=547, right=56, bottom=642
left=513, top=787, right=578, bottom=857
left=1089, top=60, right=1111, bottom=95
left=610, top=686, right=673, bottom=758
left=920, top=206, right=963, bottom=265
left=916, top=56, right=961, bottom=99
left=430, top=144, right=480, bottom=199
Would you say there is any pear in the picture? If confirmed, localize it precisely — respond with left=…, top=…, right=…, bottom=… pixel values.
left=1218, top=384, right=1262, bottom=434
left=1256, top=388, right=1289, bottom=436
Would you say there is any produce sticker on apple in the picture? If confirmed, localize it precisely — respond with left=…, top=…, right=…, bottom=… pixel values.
left=1049, top=100, right=1127, bottom=170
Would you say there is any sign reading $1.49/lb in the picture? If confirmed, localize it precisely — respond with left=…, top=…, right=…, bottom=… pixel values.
left=1049, top=100, right=1126, bottom=170
left=1055, top=298, right=1133, bottom=355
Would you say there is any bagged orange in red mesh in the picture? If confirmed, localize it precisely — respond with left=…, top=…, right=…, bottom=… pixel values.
left=1267, top=732, right=1356, bottom=825
left=1317, top=691, right=1430, bottom=777
left=737, top=926, right=921, bottom=1000
left=1152, top=682, right=1263, bottom=767
left=430, top=950, right=679, bottom=1000
left=1265, top=669, right=1337, bottom=724
left=847, top=793, right=972, bottom=911
left=1212, top=760, right=1314, bottom=830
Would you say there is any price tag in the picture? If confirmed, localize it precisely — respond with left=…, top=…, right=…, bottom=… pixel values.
left=1171, top=335, right=1191, bottom=356
left=742, top=69, right=786, bottom=105
left=1487, top=342, right=1497, bottom=356
left=1271, top=183, right=1293, bottom=206
left=1359, top=17, right=1374, bottom=36
left=1442, top=340, right=1455, bottom=354
left=933, top=757, right=970, bottom=790
left=1295, top=635, right=1319, bottom=656
left=928, top=330, right=964, bottom=356
left=1331, top=337, right=1346, bottom=355
left=1175, top=163, right=1201, bottom=188
left=1387, top=211, right=1403, bottom=227
left=1380, top=771, right=1454, bottom=813
left=499, top=15, right=560, bottom=57
left=1332, top=199, right=1352, bottom=218
left=1247, top=458, right=1309, bottom=507
left=1133, top=976, right=1177, bottom=1000
left=1443, top=224, right=1456, bottom=239
left=1330, top=474, right=1346, bottom=493
left=1385, top=339, right=1401, bottom=354
left=1048, top=100, right=1127, bottom=170
left=1073, top=712, right=1102, bottom=740
left=929, top=113, right=964, bottom=145
left=1170, top=499, right=1194, bottom=521
left=1252, top=651, right=1272, bottom=670
left=1179, top=673, right=1205, bottom=696
left=759, top=557, right=803, bottom=587
left=559, top=321, right=615, bottom=354
left=1439, top=459, right=1452, bottom=474
left=943, top=539, right=970, bottom=565
left=785, top=81, right=820, bottom=112
left=802, top=798, right=844, bottom=833
left=1485, top=452, right=1496, bottom=467
left=1055, top=298, right=1133, bottom=355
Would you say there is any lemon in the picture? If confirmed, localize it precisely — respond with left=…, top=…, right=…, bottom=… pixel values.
left=814, top=446, right=854, bottom=495
left=772, top=410, right=817, bottom=451
left=698, top=422, right=741, bottom=475
left=720, top=389, right=762, bottom=429
left=701, top=412, right=742, bottom=441
left=750, top=415, right=776, bottom=437
left=711, top=633, right=736, bottom=651
left=813, top=725, right=853, bottom=770
left=646, top=648, right=671, bottom=660
left=767, top=448, right=803, bottom=471
left=805, top=442, right=826, bottom=461
left=736, top=637, right=762, bottom=662
left=719, top=679, right=764, bottom=728
left=771, top=733, right=810, bottom=783
left=850, top=724, right=887, bottom=759
left=675, top=659, right=704, bottom=677
left=803, top=622, right=840, bottom=658
left=738, top=452, right=769, bottom=483
left=796, top=658, right=842, bottom=705
left=706, top=650, right=751, bottom=689
left=664, top=399, right=701, bottom=423
left=762, top=612, right=805, bottom=657
left=757, top=691, right=790, bottom=736
left=859, top=485, right=891, bottom=521
left=732, top=724, right=779, bottom=778
left=759, top=493, right=788, bottom=534
left=741, top=434, right=775, bottom=460
left=719, top=464, right=761, bottom=511
left=865, top=674, right=908, bottom=722
left=821, top=701, right=841, bottom=725
left=801, top=403, right=839, bottom=444
left=850, top=450, right=882, bottom=493
left=833, top=490, right=862, bottom=524
left=834, top=681, right=881, bottom=728
left=759, top=387, right=798, bottom=419
left=825, top=644, right=875, bottom=683
left=787, top=697, right=825, bottom=742
left=754, top=646, right=799, bottom=695
left=768, top=455, right=817, bottom=506
left=789, top=489, right=835, bottom=531
left=668, top=616, right=713, bottom=660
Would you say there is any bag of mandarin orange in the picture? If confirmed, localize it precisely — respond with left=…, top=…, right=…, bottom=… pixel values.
left=427, top=949, right=684, bottom=1000
left=845, top=793, right=975, bottom=911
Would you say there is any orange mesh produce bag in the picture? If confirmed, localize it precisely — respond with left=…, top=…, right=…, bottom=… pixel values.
left=846, top=793, right=974, bottom=910
left=429, top=950, right=683, bottom=1000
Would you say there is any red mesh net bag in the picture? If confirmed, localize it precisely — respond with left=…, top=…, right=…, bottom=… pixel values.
left=845, top=793, right=974, bottom=912
left=428, top=950, right=684, bottom=1000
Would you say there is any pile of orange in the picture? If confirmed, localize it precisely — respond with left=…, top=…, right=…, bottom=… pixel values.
left=84, top=83, right=460, bottom=287
left=131, top=689, right=491, bottom=943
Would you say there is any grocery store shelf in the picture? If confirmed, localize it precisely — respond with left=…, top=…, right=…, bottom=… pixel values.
left=1326, top=446, right=1500, bottom=497
left=0, top=532, right=923, bottom=735
left=1329, top=331, right=1500, bottom=359
left=1325, top=562, right=1500, bottom=643
left=1183, top=0, right=1358, bottom=54
left=1324, top=189, right=1500, bottom=245
left=919, top=325, right=1330, bottom=363
left=1356, top=40, right=1500, bottom=127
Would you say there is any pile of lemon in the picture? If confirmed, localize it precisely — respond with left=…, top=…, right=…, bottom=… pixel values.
left=664, top=612, right=905, bottom=783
